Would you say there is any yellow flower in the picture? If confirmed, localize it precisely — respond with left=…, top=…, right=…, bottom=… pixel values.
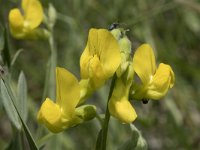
left=108, top=66, right=137, bottom=123
left=80, top=28, right=121, bottom=89
left=131, top=44, right=175, bottom=100
left=106, top=27, right=137, bottom=123
left=37, top=67, right=96, bottom=133
left=9, top=0, right=43, bottom=39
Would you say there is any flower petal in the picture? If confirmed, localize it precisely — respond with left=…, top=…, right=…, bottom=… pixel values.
left=89, top=55, right=106, bottom=88
left=80, top=28, right=121, bottom=90
left=80, top=45, right=91, bottom=79
left=22, top=0, right=43, bottom=29
left=84, top=28, right=121, bottom=78
left=9, top=8, right=25, bottom=37
left=108, top=78, right=137, bottom=123
left=56, top=67, right=80, bottom=116
left=98, top=29, right=121, bottom=77
left=37, top=98, right=64, bottom=133
left=147, top=63, right=175, bottom=99
left=133, top=44, right=156, bottom=84
left=109, top=97, right=137, bottom=123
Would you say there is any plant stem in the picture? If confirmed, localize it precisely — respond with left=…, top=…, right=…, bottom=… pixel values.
left=42, top=29, right=57, bottom=100
left=49, top=31, right=57, bottom=100
left=101, top=74, right=117, bottom=150
left=96, top=113, right=104, bottom=127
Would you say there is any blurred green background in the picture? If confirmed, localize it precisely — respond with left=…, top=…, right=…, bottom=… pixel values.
left=0, top=0, right=200, bottom=149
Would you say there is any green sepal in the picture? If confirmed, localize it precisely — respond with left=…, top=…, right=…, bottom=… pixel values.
left=75, top=105, right=97, bottom=121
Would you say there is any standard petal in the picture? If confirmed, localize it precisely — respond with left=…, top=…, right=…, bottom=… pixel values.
left=147, top=63, right=175, bottom=99
left=80, top=45, right=91, bottom=79
left=22, top=0, right=43, bottom=29
left=9, top=9, right=24, bottom=29
left=86, top=28, right=121, bottom=77
left=98, top=29, right=121, bottom=77
left=80, top=28, right=121, bottom=89
left=9, top=8, right=24, bottom=36
left=56, top=67, right=80, bottom=115
left=87, top=28, right=99, bottom=55
left=37, top=98, right=64, bottom=133
left=133, top=44, right=156, bottom=84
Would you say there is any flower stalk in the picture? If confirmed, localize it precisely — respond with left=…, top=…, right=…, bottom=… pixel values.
left=48, top=31, right=57, bottom=100
left=100, top=74, right=116, bottom=150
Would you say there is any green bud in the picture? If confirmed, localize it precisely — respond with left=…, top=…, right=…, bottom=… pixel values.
left=110, top=28, right=132, bottom=77
left=111, top=28, right=132, bottom=55
left=110, top=28, right=122, bottom=41
left=75, top=105, right=96, bottom=121
left=48, top=4, right=57, bottom=29
left=118, top=35, right=131, bottom=55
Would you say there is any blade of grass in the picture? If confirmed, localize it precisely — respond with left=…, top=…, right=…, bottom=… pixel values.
left=1, top=79, right=21, bottom=130
left=1, top=78, right=39, bottom=150
left=11, top=49, right=24, bottom=67
left=17, top=71, right=28, bottom=122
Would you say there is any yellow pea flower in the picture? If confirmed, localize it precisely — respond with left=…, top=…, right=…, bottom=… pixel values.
left=107, top=26, right=137, bottom=123
left=9, top=0, right=43, bottom=39
left=37, top=67, right=96, bottom=133
left=108, top=65, right=137, bottom=123
left=80, top=28, right=121, bottom=100
left=131, top=44, right=175, bottom=100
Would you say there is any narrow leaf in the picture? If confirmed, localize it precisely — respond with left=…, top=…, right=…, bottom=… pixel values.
left=5, top=132, right=23, bottom=150
left=95, top=129, right=103, bottom=150
left=17, top=71, right=28, bottom=121
left=20, top=114, right=39, bottom=150
left=1, top=79, right=21, bottom=130
left=1, top=79, right=39, bottom=150
left=2, top=27, right=11, bottom=67
left=118, top=124, right=147, bottom=150
left=11, top=49, right=24, bottom=67
left=0, top=24, right=5, bottom=51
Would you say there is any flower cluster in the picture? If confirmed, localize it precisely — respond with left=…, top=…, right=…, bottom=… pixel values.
left=37, top=27, right=175, bottom=132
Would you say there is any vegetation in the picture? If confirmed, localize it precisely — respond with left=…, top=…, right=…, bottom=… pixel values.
left=0, top=0, right=200, bottom=149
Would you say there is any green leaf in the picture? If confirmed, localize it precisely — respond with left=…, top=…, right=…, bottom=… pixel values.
left=11, top=49, right=24, bottom=67
left=1, top=79, right=21, bottom=130
left=2, top=27, right=11, bottom=67
left=5, top=133, right=23, bottom=150
left=183, top=9, right=200, bottom=33
left=1, top=79, right=39, bottom=150
left=0, top=24, right=5, bottom=52
left=118, top=124, right=147, bottom=150
left=20, top=114, right=39, bottom=150
left=17, top=71, right=28, bottom=122
left=131, top=124, right=147, bottom=150
left=95, top=129, right=103, bottom=150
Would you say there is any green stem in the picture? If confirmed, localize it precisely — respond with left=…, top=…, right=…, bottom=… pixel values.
left=101, top=74, right=117, bottom=150
left=49, top=31, right=57, bottom=100
left=37, top=133, right=54, bottom=147
left=96, top=113, right=104, bottom=127
left=42, top=29, right=57, bottom=100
